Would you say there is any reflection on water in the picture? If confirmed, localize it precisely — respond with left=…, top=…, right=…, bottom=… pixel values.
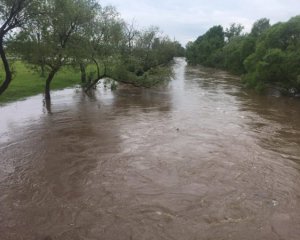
left=0, top=58, right=300, bottom=240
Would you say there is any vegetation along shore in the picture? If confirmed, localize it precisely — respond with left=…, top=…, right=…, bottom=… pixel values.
left=186, top=16, right=300, bottom=95
left=0, top=0, right=184, bottom=103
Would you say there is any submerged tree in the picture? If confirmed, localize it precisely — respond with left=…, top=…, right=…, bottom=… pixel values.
left=7, top=0, right=183, bottom=99
left=186, top=15, right=300, bottom=93
left=13, top=0, right=98, bottom=100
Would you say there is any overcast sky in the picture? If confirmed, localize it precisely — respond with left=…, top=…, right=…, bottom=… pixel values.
left=99, top=0, right=300, bottom=46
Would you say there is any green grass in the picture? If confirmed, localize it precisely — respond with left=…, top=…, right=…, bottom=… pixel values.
left=0, top=61, right=82, bottom=104
left=0, top=61, right=172, bottom=104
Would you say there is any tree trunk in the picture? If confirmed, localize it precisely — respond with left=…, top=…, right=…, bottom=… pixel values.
left=92, top=58, right=100, bottom=79
left=85, top=73, right=106, bottom=92
left=44, top=98, right=52, bottom=114
left=45, top=68, right=58, bottom=100
left=80, top=63, right=86, bottom=83
left=0, top=38, right=12, bottom=95
left=40, top=64, right=45, bottom=77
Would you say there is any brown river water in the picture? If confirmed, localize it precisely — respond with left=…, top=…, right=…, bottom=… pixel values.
left=0, top=58, right=300, bottom=240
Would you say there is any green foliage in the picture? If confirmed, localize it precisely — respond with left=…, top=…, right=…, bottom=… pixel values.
left=251, top=18, right=270, bottom=37
left=1, top=0, right=184, bottom=99
left=225, top=23, right=244, bottom=42
left=0, top=0, right=42, bottom=95
left=110, top=26, right=183, bottom=87
left=0, top=61, right=79, bottom=103
left=12, top=0, right=98, bottom=68
left=186, top=25, right=224, bottom=66
left=186, top=16, right=300, bottom=94
left=111, top=58, right=172, bottom=88
left=243, top=16, right=300, bottom=92
left=0, top=0, right=40, bottom=30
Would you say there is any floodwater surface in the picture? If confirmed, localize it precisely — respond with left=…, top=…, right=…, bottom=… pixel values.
left=0, top=58, right=300, bottom=240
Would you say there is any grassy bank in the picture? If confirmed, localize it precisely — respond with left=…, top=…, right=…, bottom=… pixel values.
left=0, top=61, right=174, bottom=104
left=0, top=61, right=81, bottom=104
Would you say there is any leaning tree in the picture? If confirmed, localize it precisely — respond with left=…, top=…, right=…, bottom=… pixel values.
left=0, top=0, right=39, bottom=95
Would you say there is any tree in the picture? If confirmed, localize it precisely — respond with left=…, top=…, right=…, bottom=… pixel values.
left=123, top=20, right=139, bottom=55
left=185, top=41, right=198, bottom=64
left=186, top=25, right=225, bottom=66
left=92, top=6, right=123, bottom=77
left=243, top=15, right=300, bottom=92
left=225, top=23, right=244, bottom=42
left=185, top=16, right=300, bottom=93
left=13, top=0, right=98, bottom=100
left=133, top=26, right=159, bottom=71
left=83, top=5, right=125, bottom=90
left=7, top=0, right=182, bottom=97
left=251, top=18, right=270, bottom=37
left=0, top=0, right=39, bottom=95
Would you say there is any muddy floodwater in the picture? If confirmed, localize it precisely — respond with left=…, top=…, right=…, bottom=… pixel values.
left=1, top=58, right=300, bottom=240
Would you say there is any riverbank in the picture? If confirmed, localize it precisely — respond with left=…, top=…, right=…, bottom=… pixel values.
left=186, top=16, right=300, bottom=96
left=187, top=63, right=300, bottom=98
left=0, top=62, right=82, bottom=104
left=0, top=61, right=174, bottom=104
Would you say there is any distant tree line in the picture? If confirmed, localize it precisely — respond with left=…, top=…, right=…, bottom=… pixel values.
left=186, top=16, right=300, bottom=94
left=0, top=0, right=184, bottom=99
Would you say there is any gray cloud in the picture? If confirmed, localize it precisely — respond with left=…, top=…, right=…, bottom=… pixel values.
left=99, top=0, right=300, bottom=46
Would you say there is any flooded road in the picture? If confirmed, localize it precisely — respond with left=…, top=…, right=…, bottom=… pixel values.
left=1, top=58, right=300, bottom=240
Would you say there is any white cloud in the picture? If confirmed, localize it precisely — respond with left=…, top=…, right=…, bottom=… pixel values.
left=99, top=0, right=300, bottom=46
